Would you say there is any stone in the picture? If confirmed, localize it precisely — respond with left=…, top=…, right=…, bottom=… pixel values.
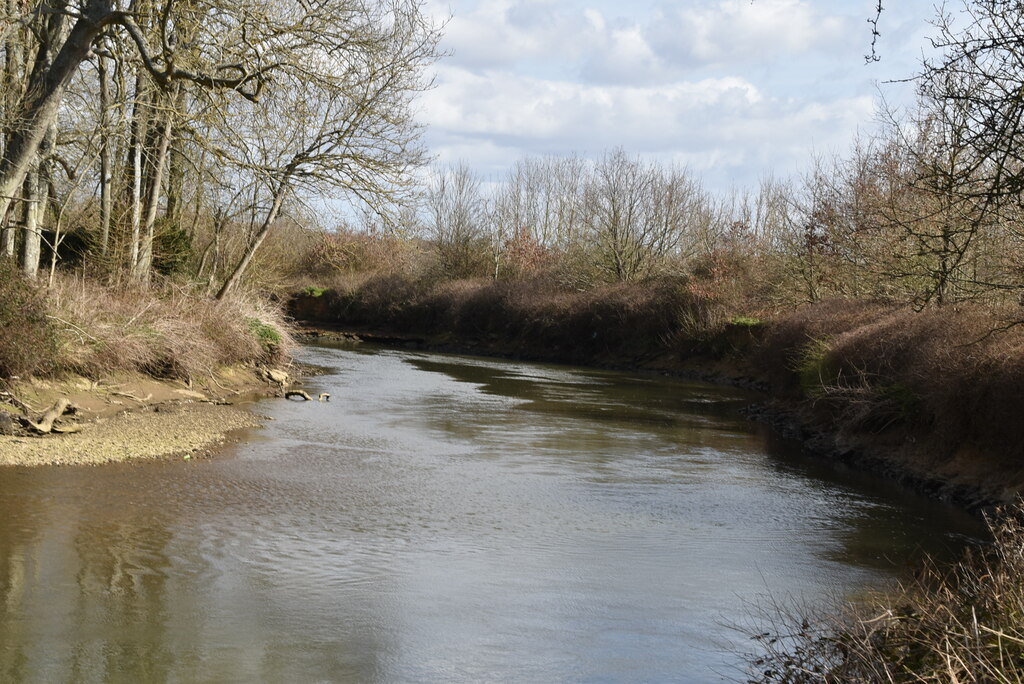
left=266, top=368, right=289, bottom=385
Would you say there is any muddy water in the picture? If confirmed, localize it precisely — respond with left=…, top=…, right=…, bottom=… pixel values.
left=0, top=343, right=984, bottom=682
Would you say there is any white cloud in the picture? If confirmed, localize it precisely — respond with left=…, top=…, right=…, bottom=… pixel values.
left=419, top=0, right=938, bottom=189
left=649, top=0, right=855, bottom=67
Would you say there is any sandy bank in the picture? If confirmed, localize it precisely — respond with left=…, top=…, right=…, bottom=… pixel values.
left=0, top=402, right=263, bottom=466
left=0, top=366, right=285, bottom=466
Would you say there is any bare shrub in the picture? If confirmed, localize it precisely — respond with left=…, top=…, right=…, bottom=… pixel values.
left=304, top=227, right=416, bottom=279
left=0, top=258, right=57, bottom=378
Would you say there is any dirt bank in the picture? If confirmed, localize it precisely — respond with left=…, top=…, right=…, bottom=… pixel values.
left=0, top=366, right=288, bottom=466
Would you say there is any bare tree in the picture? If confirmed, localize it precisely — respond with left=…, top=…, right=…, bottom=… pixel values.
left=214, top=0, right=440, bottom=298
left=426, top=162, right=488, bottom=279
left=582, top=149, right=700, bottom=282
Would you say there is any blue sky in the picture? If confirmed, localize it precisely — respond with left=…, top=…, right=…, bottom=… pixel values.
left=418, top=0, right=942, bottom=191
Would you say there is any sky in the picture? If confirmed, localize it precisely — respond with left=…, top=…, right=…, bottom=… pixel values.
left=417, top=0, right=943, bottom=191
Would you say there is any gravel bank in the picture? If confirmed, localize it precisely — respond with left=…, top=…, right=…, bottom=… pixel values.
left=0, top=401, right=264, bottom=466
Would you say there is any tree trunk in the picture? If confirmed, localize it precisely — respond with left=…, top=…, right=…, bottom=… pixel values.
left=126, top=76, right=149, bottom=273
left=163, top=87, right=187, bottom=227
left=1, top=0, right=24, bottom=258
left=21, top=122, right=56, bottom=278
left=134, top=92, right=174, bottom=281
left=216, top=184, right=288, bottom=300
left=20, top=166, right=42, bottom=277
left=98, top=50, right=112, bottom=257
left=0, top=0, right=113, bottom=227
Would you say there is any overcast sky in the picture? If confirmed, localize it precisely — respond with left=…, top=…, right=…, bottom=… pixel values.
left=417, top=0, right=942, bottom=191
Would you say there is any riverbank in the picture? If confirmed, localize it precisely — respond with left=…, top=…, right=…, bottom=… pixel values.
left=289, top=279, right=1024, bottom=512
left=0, top=366, right=287, bottom=466
left=0, top=267, right=301, bottom=466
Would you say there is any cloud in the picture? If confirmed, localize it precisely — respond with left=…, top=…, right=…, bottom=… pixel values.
left=418, top=0, right=933, bottom=188
left=421, top=63, right=876, bottom=185
left=430, top=0, right=600, bottom=74
left=648, top=0, right=855, bottom=68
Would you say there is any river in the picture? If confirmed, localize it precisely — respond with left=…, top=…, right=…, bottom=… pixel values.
left=0, top=342, right=984, bottom=682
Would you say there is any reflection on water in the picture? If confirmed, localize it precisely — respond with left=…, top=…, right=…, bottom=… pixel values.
left=0, top=343, right=985, bottom=682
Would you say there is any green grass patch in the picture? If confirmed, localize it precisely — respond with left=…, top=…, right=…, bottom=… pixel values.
left=877, top=382, right=919, bottom=419
left=301, top=286, right=328, bottom=297
left=247, top=317, right=283, bottom=351
left=795, top=338, right=840, bottom=396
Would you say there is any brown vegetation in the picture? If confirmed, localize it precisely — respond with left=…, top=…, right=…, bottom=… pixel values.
left=0, top=258, right=293, bottom=383
left=756, top=300, right=1024, bottom=502
left=292, top=273, right=741, bottom=364
left=748, top=503, right=1024, bottom=682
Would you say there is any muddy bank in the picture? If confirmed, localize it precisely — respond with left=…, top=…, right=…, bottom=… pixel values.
left=0, top=365, right=291, bottom=466
left=740, top=403, right=1002, bottom=514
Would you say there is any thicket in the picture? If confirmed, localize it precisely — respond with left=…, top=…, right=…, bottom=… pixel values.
left=45, top=275, right=293, bottom=381
left=300, top=274, right=740, bottom=363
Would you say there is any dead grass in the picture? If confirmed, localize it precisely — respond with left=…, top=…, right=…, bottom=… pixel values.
left=747, top=503, right=1024, bottom=683
left=293, top=274, right=729, bottom=363
left=757, top=300, right=1024, bottom=473
left=40, top=275, right=293, bottom=381
left=0, top=258, right=57, bottom=378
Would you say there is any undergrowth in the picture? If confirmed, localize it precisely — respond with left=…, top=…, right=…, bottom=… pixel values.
left=291, top=274, right=737, bottom=363
left=0, top=258, right=57, bottom=378
left=8, top=275, right=295, bottom=382
left=757, top=300, right=1024, bottom=472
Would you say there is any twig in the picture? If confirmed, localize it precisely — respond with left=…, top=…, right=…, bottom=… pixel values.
left=110, top=391, right=153, bottom=403
left=46, top=315, right=99, bottom=343
left=0, top=391, right=34, bottom=416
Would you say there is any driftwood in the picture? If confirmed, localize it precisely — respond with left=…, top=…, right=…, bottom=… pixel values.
left=0, top=391, right=32, bottom=415
left=111, top=391, right=153, bottom=403
left=285, top=390, right=312, bottom=401
left=51, top=424, right=82, bottom=434
left=318, top=393, right=330, bottom=402
left=25, top=398, right=70, bottom=434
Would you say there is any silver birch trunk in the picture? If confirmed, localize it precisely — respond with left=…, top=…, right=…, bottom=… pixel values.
left=98, top=51, right=112, bottom=256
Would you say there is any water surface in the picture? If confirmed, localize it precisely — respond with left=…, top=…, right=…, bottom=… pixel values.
left=0, top=343, right=984, bottom=682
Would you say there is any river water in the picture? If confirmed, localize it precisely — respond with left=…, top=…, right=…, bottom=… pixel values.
left=0, top=342, right=984, bottom=682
